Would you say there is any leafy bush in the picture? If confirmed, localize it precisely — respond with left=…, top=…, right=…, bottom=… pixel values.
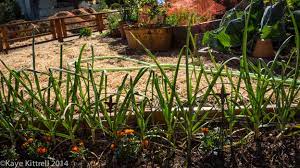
left=202, top=0, right=264, bottom=52
left=79, top=27, right=92, bottom=37
left=108, top=12, right=121, bottom=32
left=0, top=0, right=22, bottom=24
left=202, top=0, right=300, bottom=52
left=121, top=0, right=140, bottom=23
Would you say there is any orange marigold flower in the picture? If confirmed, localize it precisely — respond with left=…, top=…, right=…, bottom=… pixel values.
left=110, top=143, right=116, bottom=150
left=71, top=145, right=80, bottom=153
left=116, top=130, right=123, bottom=136
left=124, top=129, right=135, bottom=135
left=36, top=146, right=48, bottom=155
left=201, top=127, right=209, bottom=135
left=21, top=142, right=29, bottom=149
left=142, top=139, right=149, bottom=149
left=114, top=130, right=126, bottom=137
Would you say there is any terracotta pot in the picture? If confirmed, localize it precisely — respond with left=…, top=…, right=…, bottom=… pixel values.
left=253, top=39, right=275, bottom=58
left=124, top=25, right=172, bottom=51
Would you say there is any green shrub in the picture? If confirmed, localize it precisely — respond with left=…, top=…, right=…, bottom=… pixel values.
left=165, top=14, right=179, bottom=26
left=79, top=27, right=92, bottom=37
left=108, top=12, right=121, bottom=32
left=0, top=0, right=22, bottom=24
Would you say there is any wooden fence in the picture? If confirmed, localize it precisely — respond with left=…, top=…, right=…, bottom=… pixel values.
left=0, top=11, right=114, bottom=54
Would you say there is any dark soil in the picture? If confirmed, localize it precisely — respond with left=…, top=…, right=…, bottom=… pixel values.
left=193, top=130, right=299, bottom=168
left=1, top=128, right=298, bottom=168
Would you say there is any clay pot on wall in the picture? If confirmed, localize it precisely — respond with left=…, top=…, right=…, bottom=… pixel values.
left=253, top=39, right=275, bottom=58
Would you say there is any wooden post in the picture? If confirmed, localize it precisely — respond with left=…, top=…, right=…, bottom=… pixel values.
left=95, top=13, right=105, bottom=32
left=50, top=19, right=57, bottom=40
left=1, top=27, right=10, bottom=54
left=60, top=18, right=67, bottom=38
left=54, top=18, right=63, bottom=42
left=0, top=28, right=3, bottom=53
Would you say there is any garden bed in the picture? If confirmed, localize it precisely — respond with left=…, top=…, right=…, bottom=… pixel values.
left=0, top=30, right=299, bottom=168
left=3, top=122, right=298, bottom=167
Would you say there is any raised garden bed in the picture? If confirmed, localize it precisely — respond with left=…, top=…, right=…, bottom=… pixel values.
left=172, top=19, right=221, bottom=47
left=124, top=25, right=172, bottom=51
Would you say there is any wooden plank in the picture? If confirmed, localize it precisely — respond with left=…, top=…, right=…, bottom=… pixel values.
left=50, top=20, right=57, bottom=40
left=8, top=38, right=56, bottom=50
left=0, top=10, right=116, bottom=51
left=8, top=28, right=35, bottom=34
left=0, top=20, right=52, bottom=28
left=60, top=18, right=67, bottom=38
left=54, top=19, right=63, bottom=42
left=66, top=24, right=98, bottom=32
left=8, top=32, right=52, bottom=42
left=0, top=11, right=116, bottom=28
left=64, top=18, right=96, bottom=26
left=8, top=27, right=51, bottom=35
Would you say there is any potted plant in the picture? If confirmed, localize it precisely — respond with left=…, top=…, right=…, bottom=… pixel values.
left=202, top=0, right=292, bottom=56
left=165, top=9, right=221, bottom=48
left=107, top=12, right=122, bottom=37
left=105, top=1, right=139, bottom=39
left=124, top=0, right=173, bottom=51
left=117, top=0, right=140, bottom=39
left=253, top=1, right=286, bottom=58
